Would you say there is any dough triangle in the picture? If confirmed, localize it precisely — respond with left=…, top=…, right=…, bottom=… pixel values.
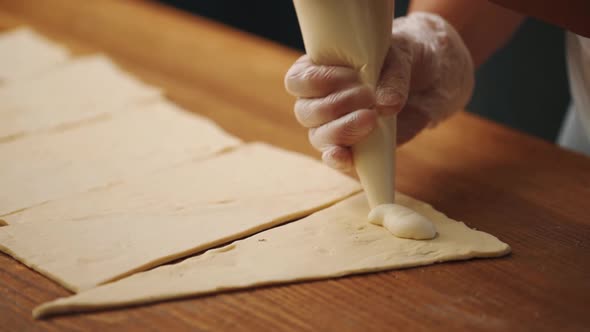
left=0, top=143, right=361, bottom=292
left=33, top=193, right=509, bottom=318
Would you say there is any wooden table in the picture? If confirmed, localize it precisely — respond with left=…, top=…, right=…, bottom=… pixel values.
left=1, top=1, right=589, bottom=331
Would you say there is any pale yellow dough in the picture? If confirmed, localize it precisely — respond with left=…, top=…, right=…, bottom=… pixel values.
left=0, top=54, right=160, bottom=140
left=33, top=193, right=510, bottom=318
left=0, top=101, right=240, bottom=216
left=0, top=28, right=69, bottom=83
left=0, top=143, right=361, bottom=292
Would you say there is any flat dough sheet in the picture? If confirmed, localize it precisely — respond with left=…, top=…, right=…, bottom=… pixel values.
left=33, top=193, right=510, bottom=318
left=0, top=27, right=69, bottom=83
left=0, top=143, right=361, bottom=292
left=0, top=100, right=241, bottom=216
left=0, top=54, right=160, bottom=140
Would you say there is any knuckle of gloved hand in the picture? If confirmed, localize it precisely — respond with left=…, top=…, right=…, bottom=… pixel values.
left=297, top=85, right=375, bottom=128
left=322, top=146, right=352, bottom=171
left=334, top=109, right=377, bottom=145
left=377, top=84, right=407, bottom=111
left=285, top=56, right=359, bottom=98
left=293, top=99, right=315, bottom=127
left=297, top=65, right=344, bottom=94
left=321, top=149, right=338, bottom=167
left=284, top=62, right=307, bottom=94
left=285, top=65, right=332, bottom=97
left=376, top=44, right=412, bottom=113
left=324, top=85, right=375, bottom=117
left=308, top=127, right=327, bottom=150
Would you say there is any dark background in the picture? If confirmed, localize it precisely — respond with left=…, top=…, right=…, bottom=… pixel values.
left=159, top=0, right=570, bottom=142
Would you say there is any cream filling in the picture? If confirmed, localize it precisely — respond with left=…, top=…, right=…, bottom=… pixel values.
left=369, top=204, right=437, bottom=240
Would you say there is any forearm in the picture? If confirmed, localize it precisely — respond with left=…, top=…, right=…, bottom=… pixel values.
left=408, top=0, right=524, bottom=68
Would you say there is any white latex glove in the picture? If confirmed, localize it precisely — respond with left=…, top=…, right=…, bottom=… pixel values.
left=285, top=12, right=474, bottom=171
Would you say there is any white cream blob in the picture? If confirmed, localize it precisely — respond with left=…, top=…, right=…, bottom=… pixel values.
left=368, top=204, right=437, bottom=240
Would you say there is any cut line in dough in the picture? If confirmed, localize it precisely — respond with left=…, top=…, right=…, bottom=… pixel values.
left=0, top=143, right=361, bottom=291
left=0, top=54, right=161, bottom=141
left=32, top=193, right=510, bottom=318
left=0, top=27, right=69, bottom=83
left=0, top=100, right=241, bottom=216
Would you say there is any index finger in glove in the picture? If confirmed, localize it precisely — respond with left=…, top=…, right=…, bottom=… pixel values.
left=285, top=55, right=359, bottom=98
left=308, top=108, right=378, bottom=150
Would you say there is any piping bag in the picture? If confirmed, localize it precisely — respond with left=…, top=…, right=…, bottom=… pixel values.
left=292, top=0, right=436, bottom=240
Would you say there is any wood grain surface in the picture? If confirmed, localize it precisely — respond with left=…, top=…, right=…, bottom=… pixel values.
left=0, top=1, right=589, bottom=331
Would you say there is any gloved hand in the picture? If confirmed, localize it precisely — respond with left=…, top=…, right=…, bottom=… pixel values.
left=285, top=12, right=474, bottom=171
